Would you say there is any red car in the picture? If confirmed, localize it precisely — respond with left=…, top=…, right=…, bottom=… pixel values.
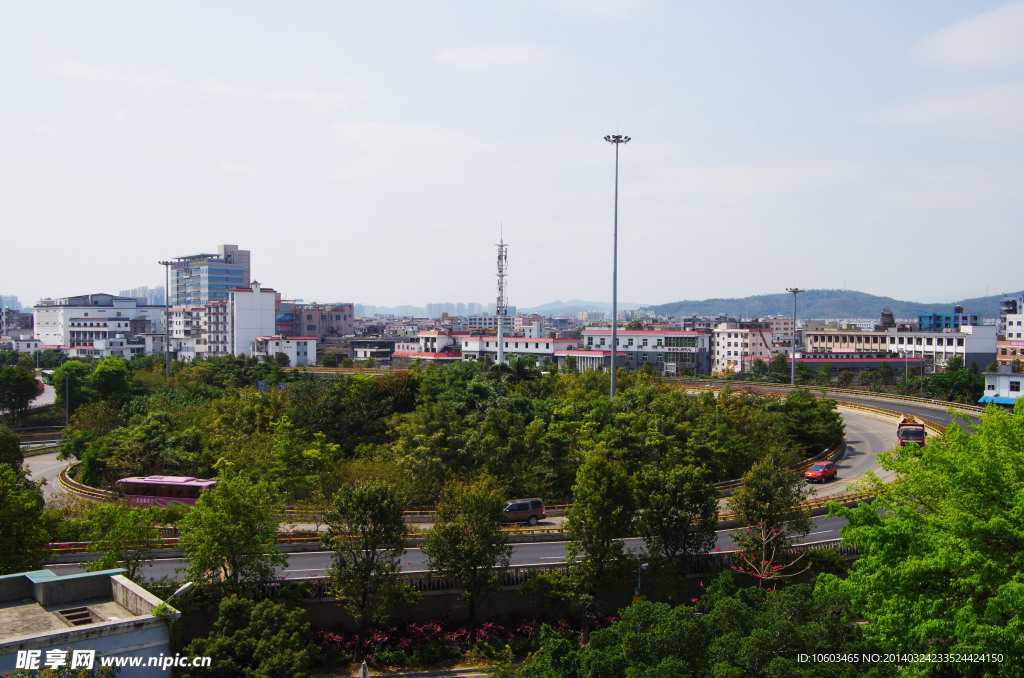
left=804, top=462, right=837, bottom=483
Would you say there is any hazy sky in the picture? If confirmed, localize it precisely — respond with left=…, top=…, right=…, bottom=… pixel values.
left=3, top=1, right=1022, bottom=310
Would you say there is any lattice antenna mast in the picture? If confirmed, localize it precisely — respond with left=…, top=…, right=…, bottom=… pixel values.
left=496, top=238, right=508, bottom=364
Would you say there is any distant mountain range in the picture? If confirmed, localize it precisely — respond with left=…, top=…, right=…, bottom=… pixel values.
left=365, top=300, right=645, bottom=317
left=520, top=299, right=645, bottom=316
left=361, top=290, right=1021, bottom=320
left=643, top=289, right=1023, bottom=320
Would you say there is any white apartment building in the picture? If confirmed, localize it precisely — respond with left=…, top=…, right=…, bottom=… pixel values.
left=711, top=323, right=778, bottom=374
left=251, top=336, right=317, bottom=367
left=581, top=329, right=712, bottom=375
left=464, top=314, right=513, bottom=333
left=228, top=282, right=278, bottom=356
left=33, top=294, right=163, bottom=347
left=460, top=335, right=577, bottom=363
left=803, top=324, right=996, bottom=372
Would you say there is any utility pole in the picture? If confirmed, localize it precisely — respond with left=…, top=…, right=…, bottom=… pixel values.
left=604, top=133, right=630, bottom=398
left=786, top=288, right=804, bottom=387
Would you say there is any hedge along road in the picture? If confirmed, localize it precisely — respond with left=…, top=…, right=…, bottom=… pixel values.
left=43, top=400, right=914, bottom=582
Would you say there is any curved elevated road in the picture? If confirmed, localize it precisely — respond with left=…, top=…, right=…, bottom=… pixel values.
left=44, top=396, right=932, bottom=581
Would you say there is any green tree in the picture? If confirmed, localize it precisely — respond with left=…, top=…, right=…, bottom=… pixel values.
left=794, top=361, right=815, bottom=385
left=273, top=352, right=290, bottom=367
left=181, top=594, right=316, bottom=678
left=323, top=481, right=418, bottom=659
left=320, top=353, right=339, bottom=368
left=728, top=450, right=810, bottom=556
left=769, top=353, right=789, bottom=382
left=83, top=503, right=161, bottom=580
left=837, top=369, right=854, bottom=388
left=875, top=361, right=895, bottom=386
left=0, top=465, right=50, bottom=574
left=820, top=402, right=1024, bottom=665
left=85, top=356, right=132, bottom=406
left=178, top=475, right=288, bottom=586
left=0, top=425, right=23, bottom=471
left=564, top=445, right=636, bottom=609
left=561, top=354, right=579, bottom=375
left=52, top=360, right=92, bottom=416
left=776, top=389, right=845, bottom=457
left=985, top=361, right=999, bottom=373
left=422, top=473, right=511, bottom=642
left=749, top=358, right=769, bottom=380
left=340, top=357, right=354, bottom=368
left=927, top=358, right=984, bottom=404
left=0, top=366, right=39, bottom=425
left=635, top=464, right=716, bottom=562
left=817, top=362, right=834, bottom=385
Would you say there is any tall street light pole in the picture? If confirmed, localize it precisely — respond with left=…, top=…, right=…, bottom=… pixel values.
left=605, top=133, right=630, bottom=399
left=786, top=288, right=804, bottom=387
left=159, top=261, right=172, bottom=381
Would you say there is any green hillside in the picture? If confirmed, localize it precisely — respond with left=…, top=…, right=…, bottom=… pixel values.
left=644, top=289, right=1021, bottom=320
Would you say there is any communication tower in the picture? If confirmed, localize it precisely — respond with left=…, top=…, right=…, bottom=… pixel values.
left=496, top=238, right=508, bottom=364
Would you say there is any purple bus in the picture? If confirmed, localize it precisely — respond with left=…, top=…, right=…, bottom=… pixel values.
left=114, top=476, right=217, bottom=508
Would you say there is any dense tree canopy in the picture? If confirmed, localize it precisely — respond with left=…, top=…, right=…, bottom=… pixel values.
left=58, top=360, right=844, bottom=510
left=821, top=402, right=1024, bottom=673
left=524, top=572, right=896, bottom=678
left=182, top=595, right=316, bottom=678
left=0, top=465, right=50, bottom=574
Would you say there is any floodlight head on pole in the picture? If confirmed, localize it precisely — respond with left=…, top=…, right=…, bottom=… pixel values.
left=605, top=132, right=630, bottom=398
left=786, top=288, right=805, bottom=387
left=169, top=581, right=195, bottom=600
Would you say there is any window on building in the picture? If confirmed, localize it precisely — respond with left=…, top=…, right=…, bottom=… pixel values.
left=1011, top=382, right=1021, bottom=392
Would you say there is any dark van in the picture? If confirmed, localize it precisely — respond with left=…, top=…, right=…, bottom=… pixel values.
left=503, top=498, right=545, bottom=526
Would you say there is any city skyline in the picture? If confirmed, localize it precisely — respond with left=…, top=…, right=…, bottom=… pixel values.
left=3, top=2, right=1023, bottom=307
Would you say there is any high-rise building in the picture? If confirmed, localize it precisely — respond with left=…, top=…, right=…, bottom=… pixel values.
left=119, top=286, right=165, bottom=306
left=169, top=244, right=251, bottom=306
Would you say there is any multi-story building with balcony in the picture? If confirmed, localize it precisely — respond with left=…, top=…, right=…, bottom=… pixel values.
left=168, top=301, right=230, bottom=361
left=33, top=294, right=163, bottom=358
